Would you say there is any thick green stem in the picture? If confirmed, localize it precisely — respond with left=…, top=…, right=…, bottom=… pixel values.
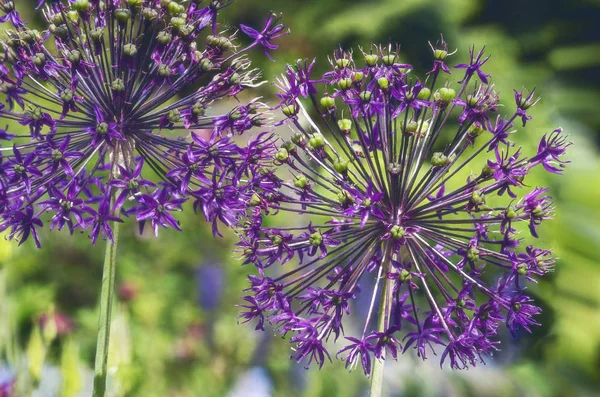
left=92, top=222, right=119, bottom=397
left=369, top=246, right=393, bottom=397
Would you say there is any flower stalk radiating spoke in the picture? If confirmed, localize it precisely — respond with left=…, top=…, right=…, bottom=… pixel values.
left=224, top=39, right=570, bottom=379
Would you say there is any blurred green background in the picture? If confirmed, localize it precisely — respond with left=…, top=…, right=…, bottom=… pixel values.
left=1, top=0, right=599, bottom=396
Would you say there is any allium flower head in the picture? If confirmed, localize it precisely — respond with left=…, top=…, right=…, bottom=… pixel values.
left=0, top=0, right=283, bottom=246
left=233, top=42, right=570, bottom=373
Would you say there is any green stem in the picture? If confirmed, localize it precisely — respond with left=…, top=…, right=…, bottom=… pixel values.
left=92, top=221, right=119, bottom=397
left=369, top=246, right=393, bottom=397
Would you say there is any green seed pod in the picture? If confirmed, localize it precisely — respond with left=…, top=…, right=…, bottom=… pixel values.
left=431, top=152, right=449, bottom=167
left=274, top=148, right=289, bottom=162
left=359, top=91, right=372, bottom=102
left=309, top=231, right=323, bottom=246
left=282, top=104, right=298, bottom=118
left=320, top=96, right=335, bottom=108
left=338, top=78, right=352, bottom=90
left=438, top=87, right=456, bottom=102
left=114, top=9, right=132, bottom=24
left=111, top=79, right=125, bottom=91
left=157, top=31, right=172, bottom=45
left=337, top=119, right=352, bottom=133
left=308, top=133, right=325, bottom=149
left=332, top=157, right=349, bottom=173
left=417, top=87, right=431, bottom=100
left=377, top=77, right=389, bottom=89
left=434, top=48, right=447, bottom=60
left=364, top=54, right=379, bottom=66
left=390, top=225, right=405, bottom=239
left=336, top=58, right=350, bottom=69
left=293, top=174, right=308, bottom=189
left=60, top=90, right=74, bottom=102
left=382, top=54, right=396, bottom=65
left=72, top=0, right=90, bottom=13
left=123, top=43, right=137, bottom=56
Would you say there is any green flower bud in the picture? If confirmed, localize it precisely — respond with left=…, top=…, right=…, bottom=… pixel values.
left=332, top=157, right=349, bottom=173
left=309, top=231, right=323, bottom=246
left=399, top=269, right=411, bottom=282
left=337, top=118, right=352, bottom=132
left=111, top=78, right=125, bottom=91
left=337, top=190, right=354, bottom=206
left=271, top=235, right=283, bottom=245
left=434, top=48, right=447, bottom=60
left=123, top=43, right=137, bottom=57
left=167, top=109, right=181, bottom=123
left=532, top=205, right=544, bottom=217
left=467, top=123, right=485, bottom=137
left=431, top=152, right=449, bottom=167
left=249, top=193, right=261, bottom=206
left=127, top=0, right=145, bottom=8
left=53, top=25, right=69, bottom=39
left=352, top=71, right=364, bottom=82
left=438, top=87, right=456, bottom=102
left=60, top=90, right=73, bottom=102
left=158, top=64, right=171, bottom=77
left=168, top=1, right=185, bottom=14
left=96, top=122, right=109, bottom=135
left=200, top=58, right=214, bottom=71
left=229, top=73, right=241, bottom=85
left=471, top=190, right=485, bottom=205
left=338, top=78, right=352, bottom=90
left=387, top=162, right=401, bottom=175
left=382, top=54, right=396, bottom=65
left=50, top=13, right=64, bottom=25
left=320, top=95, right=335, bottom=108
left=66, top=10, right=79, bottom=23
left=282, top=104, right=298, bottom=117
left=281, top=141, right=295, bottom=152
left=157, top=31, right=172, bottom=45
left=51, top=149, right=63, bottom=161
left=467, top=246, right=480, bottom=261
left=90, top=28, right=104, bottom=42
left=142, top=7, right=158, bottom=20
left=377, top=77, right=389, bottom=89
left=352, top=143, right=364, bottom=157
left=505, top=206, right=517, bottom=219
left=390, top=225, right=405, bottom=239
left=274, top=148, right=289, bottom=162
left=517, top=263, right=528, bottom=276
left=32, top=53, right=46, bottom=66
left=417, top=87, right=431, bottom=100
left=359, top=91, right=372, bottom=102
left=291, top=132, right=305, bottom=146
left=114, top=8, right=132, bottom=24
left=308, top=133, right=325, bottom=149
left=364, top=54, right=379, bottom=66
left=293, top=174, right=308, bottom=189
left=67, top=50, right=81, bottom=63
left=73, top=0, right=90, bottom=13
left=336, top=58, right=350, bottom=69
left=170, top=17, right=186, bottom=30
left=405, top=121, right=418, bottom=134
left=29, top=108, right=42, bottom=121
left=192, top=102, right=205, bottom=116
left=466, top=94, right=479, bottom=107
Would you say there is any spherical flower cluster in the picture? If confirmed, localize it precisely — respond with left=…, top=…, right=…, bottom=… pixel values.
left=0, top=0, right=284, bottom=246
left=234, top=41, right=570, bottom=372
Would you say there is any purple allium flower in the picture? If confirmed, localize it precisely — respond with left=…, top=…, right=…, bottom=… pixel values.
left=229, top=43, right=570, bottom=374
left=0, top=0, right=284, bottom=247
